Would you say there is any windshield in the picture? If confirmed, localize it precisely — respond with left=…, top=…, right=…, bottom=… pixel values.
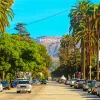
left=18, top=81, right=30, bottom=84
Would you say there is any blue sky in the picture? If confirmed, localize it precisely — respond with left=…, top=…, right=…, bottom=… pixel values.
left=6, top=0, right=100, bottom=38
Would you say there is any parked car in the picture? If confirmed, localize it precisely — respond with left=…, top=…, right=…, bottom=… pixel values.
left=88, top=80, right=97, bottom=93
left=65, top=80, right=70, bottom=85
left=91, top=81, right=100, bottom=95
left=17, top=79, right=32, bottom=93
left=10, top=80, right=14, bottom=88
left=58, top=79, right=62, bottom=84
left=74, top=80, right=80, bottom=89
left=0, top=82, right=3, bottom=92
left=74, top=79, right=85, bottom=89
left=70, top=78, right=79, bottom=87
left=1, top=81, right=11, bottom=90
left=97, top=84, right=100, bottom=96
left=83, top=80, right=92, bottom=91
left=33, top=79, right=38, bottom=84
left=41, top=79, right=47, bottom=84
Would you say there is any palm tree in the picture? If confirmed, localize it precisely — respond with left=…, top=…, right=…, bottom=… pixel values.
left=0, top=0, right=14, bottom=79
left=69, top=0, right=93, bottom=79
left=60, top=34, right=74, bottom=57
left=0, top=0, right=14, bottom=33
left=88, top=4, right=100, bottom=80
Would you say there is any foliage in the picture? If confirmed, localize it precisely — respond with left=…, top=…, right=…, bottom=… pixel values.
left=14, top=23, right=30, bottom=38
left=68, top=0, right=100, bottom=79
left=0, top=0, right=14, bottom=33
left=52, top=34, right=81, bottom=78
left=0, top=33, right=52, bottom=79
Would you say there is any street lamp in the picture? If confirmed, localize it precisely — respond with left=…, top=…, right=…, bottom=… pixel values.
left=89, top=66, right=92, bottom=80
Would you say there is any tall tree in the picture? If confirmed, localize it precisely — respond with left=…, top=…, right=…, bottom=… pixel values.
left=14, top=23, right=30, bottom=38
left=0, top=0, right=14, bottom=33
left=69, top=0, right=93, bottom=79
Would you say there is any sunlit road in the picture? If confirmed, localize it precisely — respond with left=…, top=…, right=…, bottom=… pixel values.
left=0, top=81, right=100, bottom=100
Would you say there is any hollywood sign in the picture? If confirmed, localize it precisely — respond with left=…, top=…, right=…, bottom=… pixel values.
left=40, top=38, right=61, bottom=43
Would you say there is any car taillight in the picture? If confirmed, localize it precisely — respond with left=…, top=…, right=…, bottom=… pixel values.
left=17, top=85, right=20, bottom=88
left=95, top=86, right=98, bottom=88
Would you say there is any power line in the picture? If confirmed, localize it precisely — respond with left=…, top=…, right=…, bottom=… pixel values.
left=27, top=9, right=68, bottom=25
left=7, top=9, right=68, bottom=32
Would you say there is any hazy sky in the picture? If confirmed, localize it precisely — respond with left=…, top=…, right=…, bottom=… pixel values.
left=6, top=0, right=100, bottom=38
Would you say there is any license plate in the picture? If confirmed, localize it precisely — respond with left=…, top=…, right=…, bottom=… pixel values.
left=88, top=88, right=91, bottom=91
left=21, top=88, right=26, bottom=91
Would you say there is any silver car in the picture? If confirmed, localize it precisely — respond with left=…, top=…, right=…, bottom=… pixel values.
left=65, top=80, right=70, bottom=85
left=83, top=80, right=92, bottom=91
left=17, top=80, right=32, bottom=93
left=70, top=78, right=79, bottom=87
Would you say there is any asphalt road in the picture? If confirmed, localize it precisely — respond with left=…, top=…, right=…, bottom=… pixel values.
left=0, top=81, right=100, bottom=100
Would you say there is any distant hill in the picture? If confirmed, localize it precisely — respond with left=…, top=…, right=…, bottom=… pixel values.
left=35, top=36, right=62, bottom=71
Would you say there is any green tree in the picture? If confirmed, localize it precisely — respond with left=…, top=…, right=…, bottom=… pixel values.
left=69, top=0, right=94, bottom=79
left=0, top=33, right=52, bottom=80
left=0, top=0, right=14, bottom=33
left=14, top=23, right=30, bottom=38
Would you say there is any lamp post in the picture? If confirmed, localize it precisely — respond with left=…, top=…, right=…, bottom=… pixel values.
left=89, top=66, right=92, bottom=80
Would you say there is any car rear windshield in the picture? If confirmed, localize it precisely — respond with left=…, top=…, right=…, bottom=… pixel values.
left=79, top=80, right=85, bottom=83
left=87, top=81, right=92, bottom=83
left=72, top=78, right=77, bottom=81
left=1, top=81, right=8, bottom=84
left=18, top=81, right=30, bottom=84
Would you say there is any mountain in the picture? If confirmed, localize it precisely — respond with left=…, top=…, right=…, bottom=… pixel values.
left=35, top=36, right=62, bottom=71
left=35, top=36, right=62, bottom=57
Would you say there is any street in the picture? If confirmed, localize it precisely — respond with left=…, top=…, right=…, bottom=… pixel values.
left=0, top=81, right=100, bottom=100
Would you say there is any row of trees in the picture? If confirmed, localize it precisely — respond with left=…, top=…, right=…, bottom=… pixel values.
left=52, top=34, right=81, bottom=78
left=52, top=0, right=100, bottom=80
left=0, top=1, right=52, bottom=80
left=0, top=33, right=52, bottom=80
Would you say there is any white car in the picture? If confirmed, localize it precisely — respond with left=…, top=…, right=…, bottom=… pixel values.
left=0, top=82, right=3, bottom=92
left=17, top=80, right=32, bottom=93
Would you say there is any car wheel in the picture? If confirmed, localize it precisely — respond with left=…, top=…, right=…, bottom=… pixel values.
left=94, top=92, right=97, bottom=95
left=8, top=87, right=11, bottom=90
left=17, top=91, right=20, bottom=93
left=28, top=91, right=31, bottom=93
left=88, top=91, right=90, bottom=93
left=97, top=93, right=99, bottom=96
left=92, top=91, right=94, bottom=95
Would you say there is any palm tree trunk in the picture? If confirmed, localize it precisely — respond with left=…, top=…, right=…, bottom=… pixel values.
left=87, top=18, right=92, bottom=80
left=81, top=39, right=85, bottom=79
left=2, top=71, right=4, bottom=80
left=97, top=33, right=99, bottom=80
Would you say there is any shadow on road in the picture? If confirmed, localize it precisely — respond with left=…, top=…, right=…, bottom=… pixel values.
left=4, top=92, right=17, bottom=94
left=67, top=86, right=100, bottom=99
